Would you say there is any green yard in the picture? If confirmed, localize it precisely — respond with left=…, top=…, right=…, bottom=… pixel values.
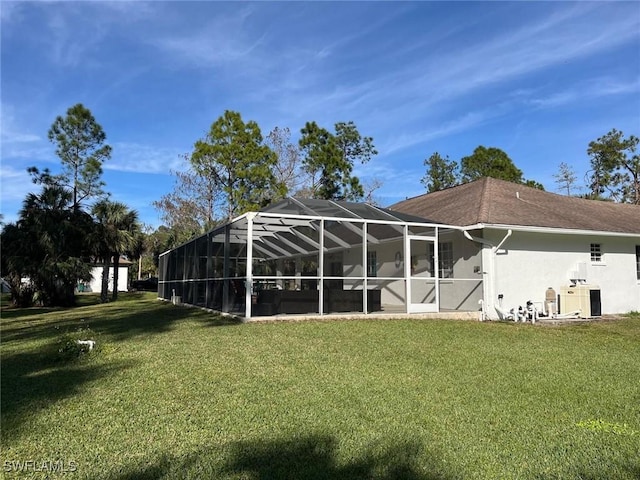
left=1, top=293, right=638, bottom=479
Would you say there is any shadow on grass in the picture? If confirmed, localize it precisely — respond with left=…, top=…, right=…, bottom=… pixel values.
left=1, top=349, right=133, bottom=443
left=1, top=293, right=241, bottom=344
left=84, top=303, right=241, bottom=342
left=110, top=435, right=453, bottom=480
left=0, top=293, right=102, bottom=320
left=1, top=306, right=63, bottom=320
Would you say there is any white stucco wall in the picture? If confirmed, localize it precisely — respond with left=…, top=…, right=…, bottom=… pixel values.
left=339, top=232, right=483, bottom=311
left=438, top=230, right=483, bottom=311
left=481, top=229, right=640, bottom=318
left=87, top=266, right=129, bottom=293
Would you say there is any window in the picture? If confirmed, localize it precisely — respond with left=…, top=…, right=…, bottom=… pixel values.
left=590, top=243, right=602, bottom=263
left=367, top=250, right=377, bottom=277
left=439, top=242, right=454, bottom=278
left=636, top=246, right=640, bottom=280
left=429, top=242, right=454, bottom=278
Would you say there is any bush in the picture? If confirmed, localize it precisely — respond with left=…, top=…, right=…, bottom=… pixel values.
left=56, top=326, right=100, bottom=361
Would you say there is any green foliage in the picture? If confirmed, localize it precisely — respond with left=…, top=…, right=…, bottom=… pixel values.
left=457, top=146, right=544, bottom=189
left=1, top=186, right=94, bottom=307
left=56, top=326, right=101, bottom=361
left=30, top=104, right=111, bottom=210
left=92, top=200, right=140, bottom=302
left=191, top=110, right=286, bottom=219
left=299, top=120, right=377, bottom=201
left=587, top=129, right=640, bottom=204
left=421, top=152, right=459, bottom=192
left=523, top=179, right=545, bottom=190
left=460, top=146, right=524, bottom=183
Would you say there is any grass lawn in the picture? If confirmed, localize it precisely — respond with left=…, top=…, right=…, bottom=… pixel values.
left=1, top=293, right=639, bottom=479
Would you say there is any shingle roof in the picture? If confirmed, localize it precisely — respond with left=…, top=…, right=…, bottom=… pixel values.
left=389, top=177, right=640, bottom=235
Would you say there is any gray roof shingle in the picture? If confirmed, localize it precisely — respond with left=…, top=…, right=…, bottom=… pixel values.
left=389, top=177, right=640, bottom=235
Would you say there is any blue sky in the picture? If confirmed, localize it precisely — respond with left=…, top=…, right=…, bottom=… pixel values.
left=2, top=1, right=639, bottom=227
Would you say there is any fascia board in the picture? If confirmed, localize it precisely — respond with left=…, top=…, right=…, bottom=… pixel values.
left=465, top=223, right=640, bottom=238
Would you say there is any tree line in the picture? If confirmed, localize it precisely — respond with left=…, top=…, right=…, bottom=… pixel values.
left=153, top=110, right=379, bottom=245
left=2, top=104, right=142, bottom=307
left=3, top=102, right=636, bottom=308
left=1, top=107, right=380, bottom=306
left=422, top=130, right=639, bottom=204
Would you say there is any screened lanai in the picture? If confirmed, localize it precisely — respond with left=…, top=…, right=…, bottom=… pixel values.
left=158, top=198, right=484, bottom=319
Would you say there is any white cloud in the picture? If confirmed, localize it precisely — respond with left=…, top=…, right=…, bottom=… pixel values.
left=0, top=104, right=42, bottom=144
left=0, top=104, right=54, bottom=161
left=0, top=1, right=23, bottom=24
left=150, top=6, right=265, bottom=68
left=379, top=110, right=499, bottom=156
left=527, top=77, right=640, bottom=109
left=106, top=142, right=188, bottom=174
left=0, top=164, right=34, bottom=204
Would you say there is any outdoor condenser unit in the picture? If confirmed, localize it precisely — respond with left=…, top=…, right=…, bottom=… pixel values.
left=558, top=285, right=601, bottom=318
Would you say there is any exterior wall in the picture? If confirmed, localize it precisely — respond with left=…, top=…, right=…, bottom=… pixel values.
left=342, top=239, right=406, bottom=307
left=482, top=229, right=640, bottom=318
left=372, top=239, right=405, bottom=307
left=87, top=266, right=129, bottom=293
left=438, top=230, right=483, bottom=311
left=341, top=232, right=483, bottom=311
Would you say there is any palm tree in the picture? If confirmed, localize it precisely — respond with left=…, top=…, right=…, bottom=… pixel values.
left=92, top=201, right=140, bottom=301
left=7, top=185, right=93, bottom=306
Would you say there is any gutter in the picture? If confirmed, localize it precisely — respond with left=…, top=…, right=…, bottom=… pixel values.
left=463, top=229, right=512, bottom=253
left=464, top=223, right=640, bottom=239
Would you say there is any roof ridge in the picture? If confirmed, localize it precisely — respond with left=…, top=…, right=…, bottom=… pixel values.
left=477, top=177, right=491, bottom=223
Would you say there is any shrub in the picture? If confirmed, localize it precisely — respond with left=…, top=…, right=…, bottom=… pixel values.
left=56, top=326, right=100, bottom=361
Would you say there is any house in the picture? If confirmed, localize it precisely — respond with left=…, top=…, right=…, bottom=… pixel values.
left=158, top=198, right=483, bottom=319
left=390, top=177, right=640, bottom=319
left=158, top=179, right=639, bottom=320
left=84, top=257, right=133, bottom=293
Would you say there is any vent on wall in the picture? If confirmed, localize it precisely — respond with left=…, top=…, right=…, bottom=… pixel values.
left=570, top=262, right=587, bottom=283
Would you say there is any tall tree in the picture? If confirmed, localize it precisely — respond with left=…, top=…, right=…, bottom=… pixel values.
left=153, top=165, right=220, bottom=239
left=553, top=162, right=578, bottom=195
left=587, top=129, right=639, bottom=204
left=460, top=146, right=524, bottom=183
left=265, top=126, right=304, bottom=195
left=191, top=110, right=285, bottom=219
left=459, top=145, right=543, bottom=189
left=299, top=120, right=377, bottom=201
left=30, top=104, right=111, bottom=210
left=92, top=200, right=140, bottom=301
left=421, top=152, right=459, bottom=193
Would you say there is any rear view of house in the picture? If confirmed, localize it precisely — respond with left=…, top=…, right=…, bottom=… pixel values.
left=158, top=178, right=639, bottom=320
left=391, top=177, right=640, bottom=319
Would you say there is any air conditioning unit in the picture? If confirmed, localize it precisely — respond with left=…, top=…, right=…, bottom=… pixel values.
left=558, top=285, right=601, bottom=318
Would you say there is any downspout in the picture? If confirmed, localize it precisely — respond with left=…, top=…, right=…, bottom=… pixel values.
left=462, top=229, right=512, bottom=320
left=494, top=229, right=512, bottom=253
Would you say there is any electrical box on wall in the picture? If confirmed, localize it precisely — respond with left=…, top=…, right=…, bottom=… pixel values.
left=559, top=285, right=601, bottom=318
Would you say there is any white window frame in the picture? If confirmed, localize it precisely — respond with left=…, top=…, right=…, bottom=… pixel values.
left=590, top=243, right=603, bottom=264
